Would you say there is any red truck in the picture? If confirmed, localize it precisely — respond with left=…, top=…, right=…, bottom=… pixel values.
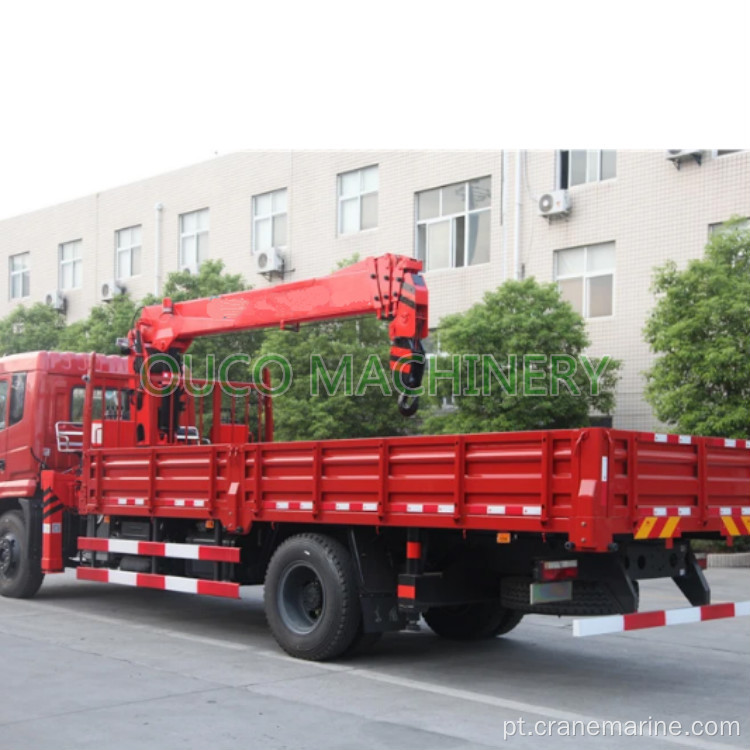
left=0, top=254, right=748, bottom=660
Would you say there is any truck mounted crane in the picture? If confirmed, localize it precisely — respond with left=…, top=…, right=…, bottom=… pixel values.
left=0, top=253, right=747, bottom=661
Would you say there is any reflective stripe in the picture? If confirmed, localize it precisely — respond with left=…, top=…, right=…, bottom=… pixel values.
left=573, top=601, right=750, bottom=637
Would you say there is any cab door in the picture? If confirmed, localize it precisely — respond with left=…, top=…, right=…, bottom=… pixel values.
left=5, top=373, right=30, bottom=481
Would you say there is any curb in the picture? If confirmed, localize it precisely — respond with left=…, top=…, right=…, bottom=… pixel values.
left=707, top=551, right=750, bottom=569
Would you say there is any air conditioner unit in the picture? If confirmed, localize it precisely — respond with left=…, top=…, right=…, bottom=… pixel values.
left=44, top=289, right=66, bottom=312
left=181, top=264, right=200, bottom=276
left=665, top=149, right=703, bottom=169
left=255, top=248, right=284, bottom=275
left=100, top=280, right=125, bottom=301
left=538, top=190, right=571, bottom=218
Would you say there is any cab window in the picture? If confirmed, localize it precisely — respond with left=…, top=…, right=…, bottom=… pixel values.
left=0, top=381, right=7, bottom=430
left=71, top=387, right=131, bottom=421
left=9, top=373, right=26, bottom=426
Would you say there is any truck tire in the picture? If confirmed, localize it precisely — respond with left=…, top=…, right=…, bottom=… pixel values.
left=424, top=601, right=524, bottom=640
left=0, top=510, right=44, bottom=599
left=264, top=533, right=361, bottom=661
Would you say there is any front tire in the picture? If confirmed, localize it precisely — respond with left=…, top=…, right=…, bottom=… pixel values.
left=0, top=510, right=44, bottom=599
left=264, top=533, right=361, bottom=661
left=424, top=600, right=523, bottom=640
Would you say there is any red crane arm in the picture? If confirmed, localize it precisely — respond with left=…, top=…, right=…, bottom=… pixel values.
left=128, top=254, right=429, bottom=419
left=133, top=253, right=427, bottom=354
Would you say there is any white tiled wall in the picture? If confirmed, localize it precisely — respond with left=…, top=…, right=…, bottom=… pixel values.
left=1, top=149, right=748, bottom=429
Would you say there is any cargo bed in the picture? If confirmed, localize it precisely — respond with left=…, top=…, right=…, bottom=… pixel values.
left=83, top=427, right=750, bottom=552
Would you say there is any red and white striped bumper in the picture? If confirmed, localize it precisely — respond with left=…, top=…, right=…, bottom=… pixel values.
left=77, top=567, right=240, bottom=599
left=573, top=601, right=750, bottom=637
left=78, top=537, right=239, bottom=563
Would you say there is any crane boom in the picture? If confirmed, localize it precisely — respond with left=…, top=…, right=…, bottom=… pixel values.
left=127, top=254, right=429, bottom=441
left=133, top=254, right=427, bottom=353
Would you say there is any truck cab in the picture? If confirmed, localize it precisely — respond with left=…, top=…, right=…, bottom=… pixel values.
left=0, top=352, right=129, bottom=504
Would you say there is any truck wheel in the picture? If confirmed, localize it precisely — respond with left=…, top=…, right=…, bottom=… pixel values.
left=424, top=600, right=523, bottom=640
left=264, top=533, right=361, bottom=661
left=0, top=511, right=44, bottom=599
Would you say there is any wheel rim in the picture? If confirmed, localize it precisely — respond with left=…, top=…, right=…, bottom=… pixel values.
left=0, top=532, right=19, bottom=580
left=277, top=562, right=325, bottom=635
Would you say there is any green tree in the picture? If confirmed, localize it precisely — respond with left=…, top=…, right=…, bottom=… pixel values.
left=422, top=278, right=620, bottom=434
left=644, top=220, right=750, bottom=438
left=260, top=317, right=419, bottom=441
left=142, top=260, right=264, bottom=378
left=0, top=303, right=66, bottom=355
left=58, top=294, right=140, bottom=354
left=259, top=256, right=419, bottom=441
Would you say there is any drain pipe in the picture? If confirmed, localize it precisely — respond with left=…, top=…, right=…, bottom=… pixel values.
left=501, top=150, right=508, bottom=282
left=514, top=150, right=522, bottom=280
left=154, top=202, right=163, bottom=296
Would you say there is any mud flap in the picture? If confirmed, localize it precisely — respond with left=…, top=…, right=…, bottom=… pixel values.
left=18, top=496, right=43, bottom=573
left=673, top=549, right=710, bottom=606
left=347, top=529, right=405, bottom=633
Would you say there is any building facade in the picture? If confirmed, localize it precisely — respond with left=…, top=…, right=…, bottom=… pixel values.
left=1, top=149, right=748, bottom=429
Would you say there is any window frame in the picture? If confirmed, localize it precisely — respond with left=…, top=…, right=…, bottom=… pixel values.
left=414, top=177, right=492, bottom=272
left=558, top=150, right=617, bottom=189
left=709, top=218, right=749, bottom=237
left=115, top=225, right=142, bottom=280
left=179, top=208, right=210, bottom=270
left=252, top=188, right=288, bottom=254
left=554, top=242, right=616, bottom=320
left=0, top=378, right=8, bottom=430
left=9, top=373, right=26, bottom=427
left=59, top=239, right=83, bottom=291
left=9, top=252, right=30, bottom=300
left=337, top=165, right=379, bottom=235
left=70, top=386, right=131, bottom=422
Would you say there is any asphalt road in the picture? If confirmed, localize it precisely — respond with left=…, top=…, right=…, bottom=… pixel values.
left=0, top=568, right=747, bottom=750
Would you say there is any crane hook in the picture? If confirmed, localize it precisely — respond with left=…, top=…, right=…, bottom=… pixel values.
left=398, top=393, right=419, bottom=417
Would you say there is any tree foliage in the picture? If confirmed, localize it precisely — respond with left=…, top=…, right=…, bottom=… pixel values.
left=58, top=295, right=140, bottom=354
left=260, top=317, right=418, bottom=442
left=142, top=260, right=247, bottom=306
left=422, top=278, right=620, bottom=434
left=0, top=303, right=66, bottom=355
left=644, top=221, right=750, bottom=438
left=143, top=260, right=263, bottom=379
left=259, top=257, right=419, bottom=441
left=0, top=260, right=261, bottom=372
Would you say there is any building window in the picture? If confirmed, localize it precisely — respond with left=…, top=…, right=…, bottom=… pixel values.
left=59, top=240, right=82, bottom=290
left=709, top=218, right=749, bottom=236
left=179, top=208, right=209, bottom=270
left=423, top=330, right=456, bottom=410
left=9, top=253, right=30, bottom=300
left=555, top=242, right=615, bottom=318
left=715, top=150, right=743, bottom=157
left=253, top=189, right=287, bottom=253
left=116, top=225, right=142, bottom=279
left=415, top=177, right=491, bottom=271
left=338, top=165, right=378, bottom=234
left=559, top=150, right=616, bottom=188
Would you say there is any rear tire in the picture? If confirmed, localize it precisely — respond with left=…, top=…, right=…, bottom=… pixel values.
left=264, top=533, right=361, bottom=661
left=424, top=600, right=523, bottom=640
left=0, top=510, right=44, bottom=599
